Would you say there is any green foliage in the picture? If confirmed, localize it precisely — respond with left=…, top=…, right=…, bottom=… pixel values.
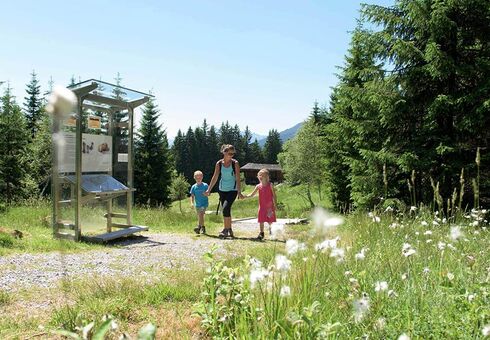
left=278, top=118, right=325, bottom=207
left=196, top=208, right=490, bottom=338
left=172, top=120, right=265, bottom=184
left=263, top=129, right=283, bottom=164
left=319, top=0, right=490, bottom=210
left=0, top=85, right=31, bottom=204
left=170, top=173, right=190, bottom=213
left=134, top=97, right=173, bottom=207
left=28, top=113, right=52, bottom=197
left=23, top=70, right=43, bottom=139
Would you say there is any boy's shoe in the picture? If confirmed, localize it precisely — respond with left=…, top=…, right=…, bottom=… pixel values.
left=193, top=226, right=201, bottom=234
left=218, top=228, right=228, bottom=238
left=257, top=232, right=265, bottom=241
left=201, top=226, right=206, bottom=234
left=228, top=229, right=234, bottom=238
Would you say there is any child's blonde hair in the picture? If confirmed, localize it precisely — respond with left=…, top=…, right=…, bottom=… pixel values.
left=258, top=168, right=270, bottom=178
left=194, top=170, right=203, bottom=177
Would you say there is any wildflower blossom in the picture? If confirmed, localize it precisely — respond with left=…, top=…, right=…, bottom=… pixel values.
left=385, top=206, right=394, bottom=212
left=447, top=272, right=455, bottom=281
left=315, top=237, right=339, bottom=252
left=250, top=268, right=270, bottom=287
left=450, top=226, right=464, bottom=241
left=375, top=317, right=386, bottom=330
left=421, top=221, right=428, bottom=226
left=330, top=248, right=345, bottom=263
left=355, top=247, right=368, bottom=260
left=423, top=267, right=430, bottom=275
left=353, top=296, right=370, bottom=323
left=249, top=257, right=263, bottom=269
left=280, top=285, right=291, bottom=297
left=410, top=206, right=417, bottom=212
left=438, top=241, right=446, bottom=250
left=271, top=224, right=285, bottom=240
left=398, top=334, right=410, bottom=340
left=482, top=324, right=490, bottom=336
left=468, top=294, right=475, bottom=302
left=388, top=289, right=398, bottom=298
left=401, top=273, right=408, bottom=280
left=389, top=222, right=399, bottom=229
left=275, top=255, right=292, bottom=272
left=312, top=207, right=343, bottom=234
left=374, top=281, right=388, bottom=292
left=424, top=230, right=432, bottom=235
left=285, top=239, right=306, bottom=255
left=402, top=243, right=416, bottom=257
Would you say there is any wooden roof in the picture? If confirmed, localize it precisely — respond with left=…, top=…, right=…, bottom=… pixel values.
left=241, top=163, right=282, bottom=171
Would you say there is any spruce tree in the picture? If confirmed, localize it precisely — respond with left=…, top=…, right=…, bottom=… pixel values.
left=249, top=139, right=264, bottom=163
left=23, top=70, right=43, bottom=139
left=263, top=129, right=283, bottom=164
left=134, top=97, right=172, bottom=207
left=0, top=85, right=30, bottom=203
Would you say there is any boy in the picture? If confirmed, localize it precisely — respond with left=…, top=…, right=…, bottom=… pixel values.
left=190, top=170, right=209, bottom=234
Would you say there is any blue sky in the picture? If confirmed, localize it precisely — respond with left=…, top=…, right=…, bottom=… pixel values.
left=0, top=0, right=393, bottom=138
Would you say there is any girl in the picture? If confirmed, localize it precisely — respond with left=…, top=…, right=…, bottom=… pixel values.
left=245, top=168, right=277, bottom=240
left=205, top=144, right=244, bottom=238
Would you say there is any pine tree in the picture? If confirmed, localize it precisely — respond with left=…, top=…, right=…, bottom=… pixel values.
left=134, top=97, right=172, bottom=207
left=29, top=113, right=52, bottom=196
left=249, top=139, right=264, bottom=163
left=263, top=129, right=283, bottom=164
left=23, top=70, right=43, bottom=138
left=0, top=85, right=30, bottom=203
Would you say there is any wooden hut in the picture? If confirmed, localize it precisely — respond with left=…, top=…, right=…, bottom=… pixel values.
left=241, top=163, right=284, bottom=185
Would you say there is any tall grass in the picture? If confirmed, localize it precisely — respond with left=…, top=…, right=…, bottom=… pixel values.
left=195, top=207, right=490, bottom=338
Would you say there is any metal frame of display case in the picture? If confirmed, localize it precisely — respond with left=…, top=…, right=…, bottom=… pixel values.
left=52, top=80, right=152, bottom=242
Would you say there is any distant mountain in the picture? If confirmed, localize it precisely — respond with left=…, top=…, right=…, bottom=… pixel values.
left=251, top=132, right=267, bottom=142
left=258, top=122, right=303, bottom=147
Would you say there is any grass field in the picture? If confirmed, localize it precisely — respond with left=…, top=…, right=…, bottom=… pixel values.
left=2, top=185, right=488, bottom=338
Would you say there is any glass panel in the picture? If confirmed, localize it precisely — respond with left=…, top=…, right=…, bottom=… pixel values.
left=69, top=79, right=152, bottom=102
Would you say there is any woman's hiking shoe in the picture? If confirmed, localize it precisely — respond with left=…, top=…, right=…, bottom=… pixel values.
left=257, top=232, right=265, bottom=241
left=201, top=226, right=206, bottom=234
left=218, top=229, right=228, bottom=238
left=193, top=226, right=201, bottom=234
left=228, top=229, right=234, bottom=238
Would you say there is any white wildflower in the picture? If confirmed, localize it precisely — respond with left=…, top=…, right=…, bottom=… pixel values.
left=271, top=224, right=285, bottom=240
left=450, top=226, right=464, bottom=241
left=388, top=289, right=398, bottom=298
left=234, top=294, right=242, bottom=302
left=355, top=247, right=368, bottom=260
left=275, top=255, right=292, bottom=272
left=385, top=206, right=394, bottom=212
left=423, top=267, right=430, bottom=275
left=447, top=272, right=455, bottom=281
left=401, top=273, right=408, bottom=280
left=438, top=241, right=446, bottom=250
left=421, top=221, right=428, bottom=226
left=410, top=206, right=417, bottom=212
left=344, top=270, right=352, bottom=277
left=353, top=297, right=370, bottom=323
left=250, top=268, right=270, bottom=287
left=330, top=248, right=345, bottom=263
left=482, top=324, right=490, bottom=336
left=280, top=285, right=291, bottom=297
left=424, top=230, right=433, bottom=235
left=398, top=334, right=410, bottom=340
left=426, top=239, right=433, bottom=243
left=315, top=237, right=339, bottom=252
left=432, top=220, right=439, bottom=226
left=312, top=207, right=344, bottom=234
left=375, top=317, right=386, bottom=330
left=373, top=216, right=381, bottom=223
left=471, top=220, right=479, bottom=227
left=374, top=281, right=388, bottom=293
left=249, top=257, right=263, bottom=269
left=389, top=222, right=399, bottom=229
left=285, top=239, right=305, bottom=255
left=447, top=243, right=457, bottom=250
left=402, top=243, right=416, bottom=257
left=468, top=294, right=476, bottom=302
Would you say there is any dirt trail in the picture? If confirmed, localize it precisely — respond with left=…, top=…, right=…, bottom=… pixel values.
left=0, top=218, right=299, bottom=292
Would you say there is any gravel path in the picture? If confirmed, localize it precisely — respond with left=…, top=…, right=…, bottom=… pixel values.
left=0, top=219, right=300, bottom=292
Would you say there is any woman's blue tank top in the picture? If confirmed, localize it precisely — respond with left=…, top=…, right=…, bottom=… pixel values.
left=219, top=162, right=237, bottom=192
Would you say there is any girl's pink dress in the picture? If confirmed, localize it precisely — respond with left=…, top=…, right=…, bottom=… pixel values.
left=258, top=183, right=276, bottom=223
